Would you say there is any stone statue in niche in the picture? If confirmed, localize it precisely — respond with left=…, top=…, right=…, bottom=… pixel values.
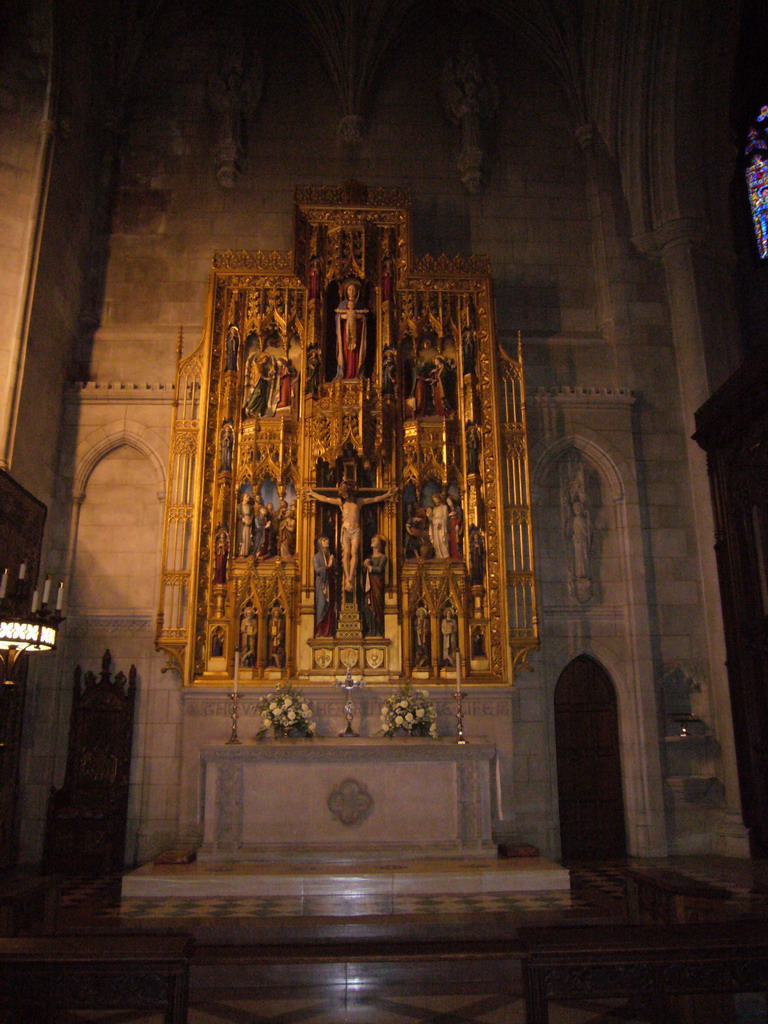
left=426, top=493, right=450, bottom=559
left=219, top=420, right=234, bottom=473
left=208, top=46, right=263, bottom=188
left=278, top=499, right=297, bottom=558
left=429, top=355, right=455, bottom=415
left=442, top=41, right=498, bottom=194
left=381, top=256, right=394, bottom=302
left=308, top=255, right=321, bottom=300
left=441, top=606, right=458, bottom=667
left=447, top=495, right=464, bottom=559
left=563, top=458, right=593, bottom=604
left=305, top=342, right=322, bottom=396
left=259, top=502, right=276, bottom=557
left=307, top=483, right=394, bottom=594
left=461, top=326, right=476, bottom=375
left=224, top=323, right=239, bottom=372
left=472, top=625, right=486, bottom=658
left=335, top=279, right=368, bottom=379
left=268, top=606, right=286, bottom=668
left=243, top=351, right=275, bottom=417
left=273, top=357, right=298, bottom=413
left=237, top=491, right=254, bottom=556
left=413, top=605, right=431, bottom=667
left=313, top=536, right=336, bottom=637
left=363, top=534, right=387, bottom=636
left=381, top=344, right=396, bottom=397
left=465, top=422, right=481, bottom=475
left=240, top=602, right=258, bottom=667
left=214, top=525, right=229, bottom=584
left=404, top=502, right=433, bottom=560
left=469, top=524, right=485, bottom=585
left=249, top=496, right=263, bottom=556
left=210, top=627, right=225, bottom=658
left=407, top=360, right=430, bottom=417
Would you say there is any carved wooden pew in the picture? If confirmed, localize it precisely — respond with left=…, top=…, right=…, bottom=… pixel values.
left=0, top=934, right=193, bottom=1023
left=518, top=922, right=768, bottom=1024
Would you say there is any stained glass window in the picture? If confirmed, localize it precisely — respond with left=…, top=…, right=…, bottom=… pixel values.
left=745, top=106, right=768, bottom=258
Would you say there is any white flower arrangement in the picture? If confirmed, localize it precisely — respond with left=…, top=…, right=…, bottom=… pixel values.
left=380, top=683, right=438, bottom=738
left=258, top=682, right=316, bottom=737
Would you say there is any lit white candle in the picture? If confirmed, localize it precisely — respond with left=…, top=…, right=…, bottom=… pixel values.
left=42, top=575, right=51, bottom=605
left=233, top=648, right=239, bottom=696
left=456, top=646, right=462, bottom=691
left=0, top=569, right=7, bottom=599
left=31, top=588, right=40, bottom=613
left=55, top=581, right=64, bottom=610
left=18, top=561, right=26, bottom=581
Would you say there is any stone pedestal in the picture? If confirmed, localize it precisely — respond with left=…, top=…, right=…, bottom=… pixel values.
left=198, top=737, right=498, bottom=861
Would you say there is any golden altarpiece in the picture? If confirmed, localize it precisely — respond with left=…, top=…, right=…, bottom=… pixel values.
left=156, top=185, right=538, bottom=689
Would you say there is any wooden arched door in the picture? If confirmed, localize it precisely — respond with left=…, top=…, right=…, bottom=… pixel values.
left=554, top=656, right=627, bottom=861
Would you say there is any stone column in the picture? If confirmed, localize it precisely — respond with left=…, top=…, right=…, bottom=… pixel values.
left=647, top=218, right=749, bottom=855
left=574, top=124, right=635, bottom=385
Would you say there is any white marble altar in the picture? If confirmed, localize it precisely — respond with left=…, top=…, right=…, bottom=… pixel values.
left=198, top=737, right=498, bottom=862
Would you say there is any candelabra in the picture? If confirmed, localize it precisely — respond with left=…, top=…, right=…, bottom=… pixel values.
left=0, top=565, right=63, bottom=684
left=335, top=666, right=364, bottom=737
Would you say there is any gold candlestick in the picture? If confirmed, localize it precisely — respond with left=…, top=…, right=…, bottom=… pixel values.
left=226, top=691, right=241, bottom=744
left=226, top=649, right=241, bottom=744
left=454, top=648, right=467, bottom=744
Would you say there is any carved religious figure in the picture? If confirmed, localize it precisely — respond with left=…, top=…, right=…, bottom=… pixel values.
left=427, top=493, right=450, bottom=559
left=363, top=534, right=387, bottom=636
left=465, top=422, right=480, bottom=475
left=469, top=524, right=485, bottom=585
left=273, top=357, right=298, bottom=414
left=278, top=499, right=297, bottom=558
left=461, top=326, right=476, bottom=375
left=225, top=323, right=239, bottom=372
left=404, top=503, right=432, bottom=559
left=381, top=256, right=394, bottom=302
left=237, top=492, right=254, bottom=556
left=214, top=525, right=229, bottom=584
left=447, top=496, right=464, bottom=559
left=407, top=361, right=430, bottom=418
left=260, top=502, right=276, bottom=557
left=210, top=627, right=224, bottom=658
left=563, top=459, right=593, bottom=603
left=313, top=536, right=336, bottom=637
left=219, top=420, right=234, bottom=473
left=251, top=497, right=266, bottom=557
left=243, top=352, right=275, bottom=417
left=307, top=483, right=395, bottom=594
left=240, top=603, right=258, bottom=667
left=308, top=255, right=321, bottom=300
left=429, top=355, right=454, bottom=416
left=413, top=605, right=431, bottom=668
left=381, top=344, right=396, bottom=397
left=335, top=279, right=368, bottom=379
left=441, top=606, right=458, bottom=666
left=305, top=342, right=322, bottom=396
left=269, top=606, right=286, bottom=668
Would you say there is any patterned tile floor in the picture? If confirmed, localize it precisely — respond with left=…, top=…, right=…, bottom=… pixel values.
left=51, top=860, right=768, bottom=1024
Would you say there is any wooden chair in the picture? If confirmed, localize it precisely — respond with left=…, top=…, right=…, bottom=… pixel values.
left=43, top=650, right=136, bottom=875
